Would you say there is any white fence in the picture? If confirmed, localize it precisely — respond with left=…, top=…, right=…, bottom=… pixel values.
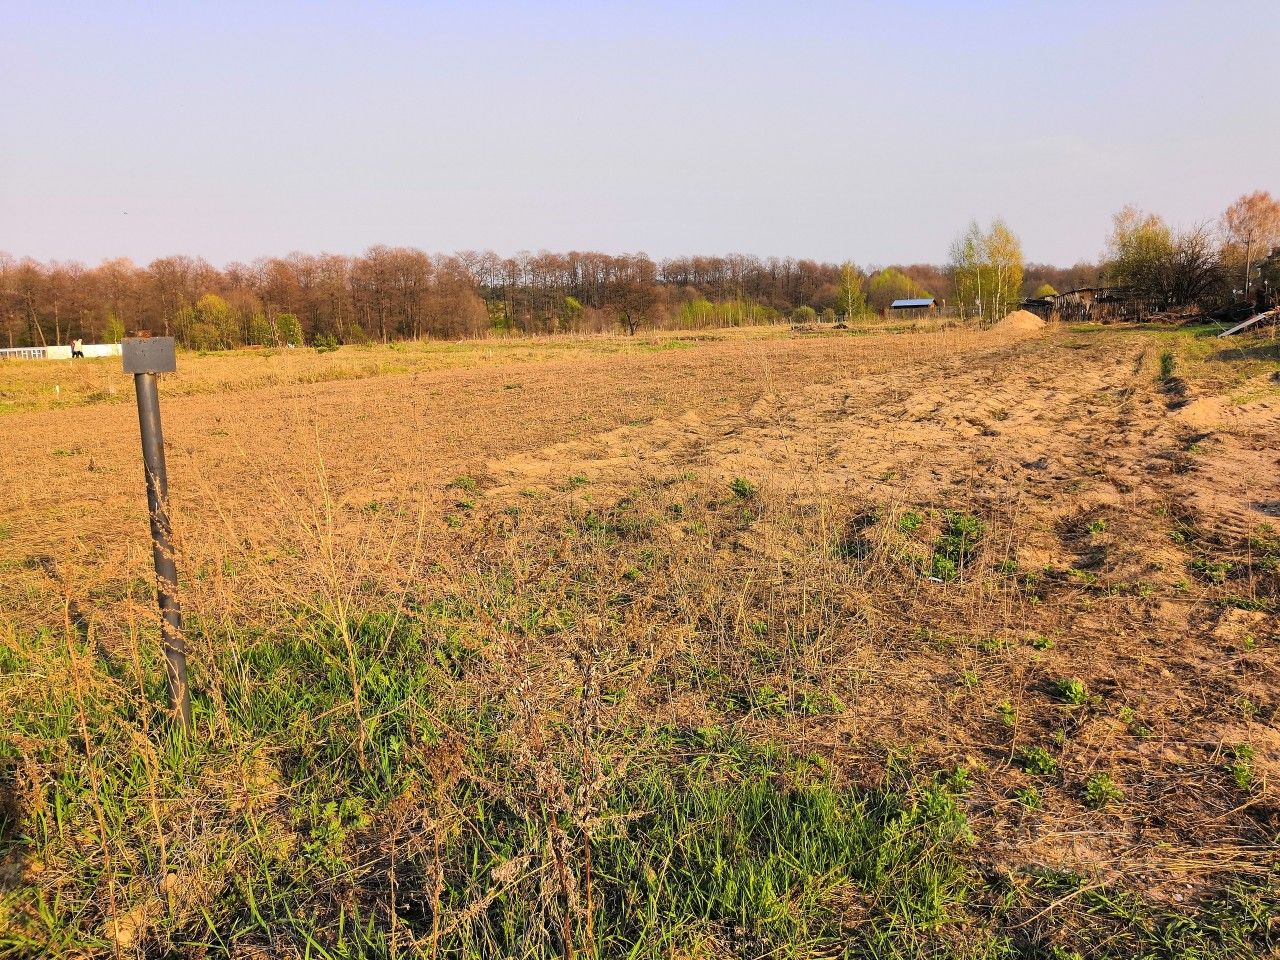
left=0, top=343, right=123, bottom=361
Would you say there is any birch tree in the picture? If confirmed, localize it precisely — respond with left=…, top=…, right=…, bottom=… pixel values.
left=836, top=262, right=866, bottom=321
left=949, top=220, right=1023, bottom=322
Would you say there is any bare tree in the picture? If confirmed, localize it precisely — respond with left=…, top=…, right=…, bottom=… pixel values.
left=604, top=255, right=658, bottom=335
left=1222, top=191, right=1280, bottom=297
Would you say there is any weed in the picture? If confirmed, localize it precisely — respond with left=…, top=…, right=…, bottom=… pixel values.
left=748, top=684, right=789, bottom=715
left=1118, top=706, right=1151, bottom=739
left=1227, top=744, right=1255, bottom=791
left=1083, top=773, right=1123, bottom=809
left=1052, top=677, right=1090, bottom=706
left=796, top=690, right=846, bottom=716
left=1069, top=567, right=1099, bottom=587
left=1193, top=556, right=1233, bottom=584
left=930, top=555, right=959, bottom=581
left=927, top=511, right=984, bottom=581
left=1017, top=746, right=1059, bottom=776
left=899, top=510, right=924, bottom=531
left=1013, top=786, right=1041, bottom=808
left=1223, top=595, right=1268, bottom=611
left=1158, top=350, right=1176, bottom=382
left=730, top=476, right=757, bottom=499
left=1086, top=518, right=1107, bottom=535
left=997, top=700, right=1017, bottom=727
left=1030, top=635, right=1055, bottom=651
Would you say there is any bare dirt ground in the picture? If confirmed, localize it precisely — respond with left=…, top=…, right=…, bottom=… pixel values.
left=2, top=322, right=1278, bottom=954
left=472, top=324, right=1280, bottom=891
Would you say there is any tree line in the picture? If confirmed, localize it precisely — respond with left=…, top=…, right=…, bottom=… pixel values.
left=1101, top=190, right=1280, bottom=315
left=0, top=245, right=1097, bottom=350
left=6, top=190, right=1273, bottom=350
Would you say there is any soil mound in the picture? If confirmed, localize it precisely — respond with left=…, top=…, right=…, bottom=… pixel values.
left=993, top=309, right=1046, bottom=333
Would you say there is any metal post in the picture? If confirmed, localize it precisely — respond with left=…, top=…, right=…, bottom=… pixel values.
left=123, top=338, right=190, bottom=731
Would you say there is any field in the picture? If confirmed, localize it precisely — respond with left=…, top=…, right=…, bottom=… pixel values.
left=1, top=320, right=1279, bottom=958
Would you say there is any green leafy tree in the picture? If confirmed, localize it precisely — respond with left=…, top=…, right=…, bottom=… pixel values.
left=246, top=312, right=272, bottom=346
left=103, top=313, right=125, bottom=343
left=949, top=219, right=1024, bottom=321
left=836, top=262, right=867, bottom=321
left=986, top=220, right=1024, bottom=318
left=791, top=305, right=817, bottom=324
left=198, top=293, right=237, bottom=348
left=1105, top=206, right=1222, bottom=309
left=175, top=293, right=237, bottom=348
left=1033, top=283, right=1058, bottom=298
left=680, top=299, right=716, bottom=328
left=563, top=296, right=584, bottom=331
left=1105, top=207, right=1173, bottom=294
left=276, top=312, right=303, bottom=346
left=187, top=322, right=221, bottom=351
left=949, top=223, right=984, bottom=320
left=867, top=268, right=928, bottom=312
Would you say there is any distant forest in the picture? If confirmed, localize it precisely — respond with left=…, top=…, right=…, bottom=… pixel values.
left=0, top=248, right=1104, bottom=350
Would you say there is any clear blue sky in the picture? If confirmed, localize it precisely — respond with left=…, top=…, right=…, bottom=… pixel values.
left=3, top=0, right=1276, bottom=267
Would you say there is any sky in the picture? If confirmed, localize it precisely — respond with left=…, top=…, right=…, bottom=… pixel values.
left=2, top=0, right=1277, bottom=268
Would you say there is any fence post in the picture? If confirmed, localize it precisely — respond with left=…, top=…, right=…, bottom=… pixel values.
left=123, top=337, right=191, bottom=732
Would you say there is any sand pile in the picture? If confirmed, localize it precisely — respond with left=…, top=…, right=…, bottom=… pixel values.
left=993, top=309, right=1046, bottom=333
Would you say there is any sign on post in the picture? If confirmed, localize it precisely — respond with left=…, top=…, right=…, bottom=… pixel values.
left=122, top=337, right=191, bottom=731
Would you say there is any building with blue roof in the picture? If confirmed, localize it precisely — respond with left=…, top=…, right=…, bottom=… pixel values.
left=886, top=297, right=937, bottom=318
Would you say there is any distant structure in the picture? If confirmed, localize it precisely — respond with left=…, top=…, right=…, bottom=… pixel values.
left=1022, top=288, right=1150, bottom=324
left=0, top=342, right=124, bottom=361
left=886, top=297, right=937, bottom=318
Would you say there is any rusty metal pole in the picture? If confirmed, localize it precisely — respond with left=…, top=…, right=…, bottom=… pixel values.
left=123, top=337, right=191, bottom=731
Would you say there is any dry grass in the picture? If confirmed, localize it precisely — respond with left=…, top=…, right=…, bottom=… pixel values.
left=0, top=325, right=829, bottom=417
left=1, top=321, right=1277, bottom=957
